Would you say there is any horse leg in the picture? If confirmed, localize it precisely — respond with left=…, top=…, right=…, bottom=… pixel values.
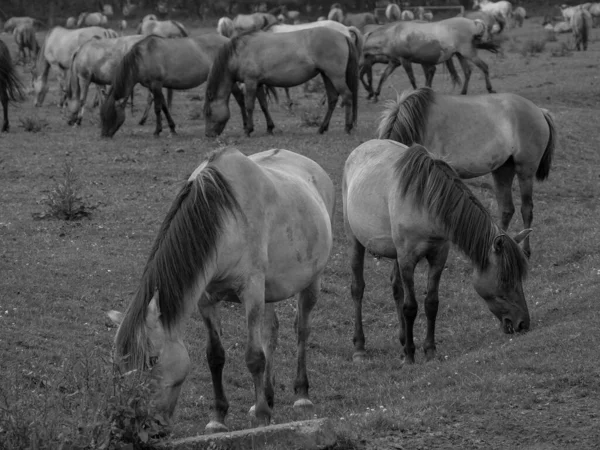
left=469, top=56, right=495, bottom=93
left=57, top=69, right=68, bottom=108
left=166, top=88, right=173, bottom=110
left=255, top=87, right=275, bottom=134
left=422, top=64, right=436, bottom=87
left=293, top=278, right=320, bottom=418
left=76, top=78, right=92, bottom=126
left=400, top=58, right=418, bottom=90
left=455, top=54, right=472, bottom=95
left=397, top=257, right=418, bottom=364
left=262, top=304, right=279, bottom=411
left=284, top=88, right=293, bottom=109
left=375, top=61, right=400, bottom=101
left=359, top=62, right=374, bottom=99
left=423, top=243, right=450, bottom=361
left=139, top=90, right=153, bottom=126
left=1, top=93, right=8, bottom=132
left=390, top=261, right=406, bottom=351
left=241, top=275, right=271, bottom=426
left=516, top=174, right=534, bottom=258
left=157, top=90, right=177, bottom=134
left=318, top=75, right=340, bottom=134
left=151, top=86, right=164, bottom=137
left=200, top=301, right=230, bottom=434
left=242, top=81, right=259, bottom=137
left=231, top=83, right=249, bottom=131
left=130, top=88, right=135, bottom=115
left=349, top=235, right=367, bottom=362
left=491, top=162, right=517, bottom=233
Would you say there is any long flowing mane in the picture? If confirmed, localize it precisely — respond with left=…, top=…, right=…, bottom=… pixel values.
left=204, top=39, right=236, bottom=112
left=395, top=144, right=528, bottom=286
left=115, top=151, right=242, bottom=370
left=377, top=87, right=435, bottom=145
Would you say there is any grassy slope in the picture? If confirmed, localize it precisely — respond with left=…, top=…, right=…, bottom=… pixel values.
left=1, top=19, right=599, bottom=449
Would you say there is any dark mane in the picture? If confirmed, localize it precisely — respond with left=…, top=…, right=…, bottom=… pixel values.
left=395, top=145, right=528, bottom=286
left=115, top=153, right=242, bottom=370
left=204, top=39, right=236, bottom=110
left=377, top=87, right=435, bottom=145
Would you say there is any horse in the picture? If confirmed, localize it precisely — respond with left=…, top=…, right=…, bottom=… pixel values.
left=367, top=18, right=500, bottom=95
left=512, top=6, right=526, bottom=27
left=217, top=17, right=235, bottom=37
left=66, top=17, right=77, bottom=28
left=571, top=8, right=592, bottom=50
left=233, top=13, right=278, bottom=33
left=139, top=19, right=188, bottom=38
left=107, top=146, right=335, bottom=432
left=378, top=87, right=556, bottom=257
left=559, top=4, right=583, bottom=21
left=584, top=2, right=600, bottom=26
left=343, top=141, right=532, bottom=364
left=3, top=17, right=44, bottom=33
left=203, top=27, right=359, bottom=137
left=0, top=39, right=25, bottom=132
left=328, top=6, right=378, bottom=32
left=66, top=35, right=145, bottom=125
left=100, top=34, right=248, bottom=137
left=119, top=20, right=127, bottom=35
left=13, top=24, right=40, bottom=65
left=77, top=12, right=108, bottom=28
left=385, top=4, right=401, bottom=22
left=33, top=26, right=107, bottom=107
left=465, top=10, right=506, bottom=34
left=401, top=10, right=414, bottom=21
left=473, top=0, right=513, bottom=20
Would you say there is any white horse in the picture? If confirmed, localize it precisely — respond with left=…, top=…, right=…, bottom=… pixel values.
left=512, top=6, right=526, bottom=27
left=3, top=17, right=43, bottom=33
left=401, top=10, right=415, bottom=20
left=77, top=12, right=108, bottom=27
left=217, top=17, right=235, bottom=37
left=473, top=0, right=513, bottom=20
left=66, top=17, right=77, bottom=28
left=385, top=4, right=401, bottom=22
left=139, top=19, right=188, bottom=37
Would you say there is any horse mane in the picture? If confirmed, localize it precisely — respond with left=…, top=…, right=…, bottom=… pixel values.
left=395, top=144, right=528, bottom=286
left=377, top=87, right=435, bottom=145
left=115, top=151, right=242, bottom=370
left=204, top=38, right=236, bottom=112
left=171, top=20, right=188, bottom=36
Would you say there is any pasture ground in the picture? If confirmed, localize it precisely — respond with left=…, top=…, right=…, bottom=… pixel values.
left=1, top=17, right=600, bottom=449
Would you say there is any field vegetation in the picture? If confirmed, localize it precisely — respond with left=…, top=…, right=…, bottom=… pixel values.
left=1, top=17, right=599, bottom=449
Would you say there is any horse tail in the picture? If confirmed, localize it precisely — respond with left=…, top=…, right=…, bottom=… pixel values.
left=581, top=12, right=589, bottom=49
left=377, top=87, right=434, bottom=144
left=347, top=26, right=364, bottom=65
left=0, top=41, right=25, bottom=103
left=475, top=40, right=501, bottom=54
left=344, top=36, right=359, bottom=127
left=265, top=86, right=279, bottom=103
left=172, top=20, right=188, bottom=37
left=444, top=57, right=461, bottom=88
left=536, top=109, right=556, bottom=181
left=65, top=47, right=79, bottom=101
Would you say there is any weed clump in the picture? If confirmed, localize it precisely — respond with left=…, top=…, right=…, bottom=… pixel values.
left=19, top=115, right=48, bottom=133
left=521, top=38, right=547, bottom=56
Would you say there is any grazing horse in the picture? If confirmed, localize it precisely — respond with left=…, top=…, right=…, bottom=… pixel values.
left=473, top=0, right=513, bottom=21
left=217, top=17, right=235, bottom=37
left=13, top=24, right=40, bottom=65
left=328, top=6, right=378, bottom=32
left=33, top=26, right=107, bottom=107
left=367, top=18, right=500, bottom=95
left=203, top=27, right=359, bottom=137
left=401, top=10, right=415, bottom=21
left=378, top=87, right=556, bottom=257
left=465, top=10, right=506, bottom=34
left=512, top=6, right=526, bottom=27
left=559, top=4, right=583, bottom=21
left=233, top=13, right=279, bottom=33
left=0, top=40, right=25, bottom=132
left=343, top=142, right=531, bottom=364
left=107, top=147, right=335, bottom=432
left=3, top=17, right=44, bottom=33
left=385, top=4, right=402, bottom=22
left=571, top=8, right=592, bottom=50
left=66, top=35, right=146, bottom=125
left=100, top=34, right=248, bottom=137
left=77, top=12, right=108, bottom=27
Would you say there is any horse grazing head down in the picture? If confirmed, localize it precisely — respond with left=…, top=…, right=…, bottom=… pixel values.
left=100, top=90, right=126, bottom=137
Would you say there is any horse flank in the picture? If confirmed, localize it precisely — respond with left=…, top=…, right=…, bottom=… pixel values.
left=377, top=87, right=435, bottom=145
left=115, top=161, right=242, bottom=370
left=395, top=145, right=528, bottom=286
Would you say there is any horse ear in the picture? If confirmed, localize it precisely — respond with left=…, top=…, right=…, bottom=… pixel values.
left=513, top=229, right=533, bottom=244
left=107, top=310, right=124, bottom=326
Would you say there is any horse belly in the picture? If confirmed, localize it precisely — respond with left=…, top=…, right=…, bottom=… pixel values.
left=262, top=58, right=317, bottom=87
left=402, top=38, right=449, bottom=64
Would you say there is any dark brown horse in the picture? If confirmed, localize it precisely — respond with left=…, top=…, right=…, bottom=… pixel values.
left=0, top=40, right=25, bottom=132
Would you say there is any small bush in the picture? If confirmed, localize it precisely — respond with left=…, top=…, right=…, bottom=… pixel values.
left=551, top=41, right=573, bottom=57
left=33, top=161, right=94, bottom=221
left=19, top=115, right=48, bottom=133
left=521, top=38, right=547, bottom=56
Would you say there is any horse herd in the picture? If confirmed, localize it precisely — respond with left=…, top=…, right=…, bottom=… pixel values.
left=0, top=1, right=560, bottom=436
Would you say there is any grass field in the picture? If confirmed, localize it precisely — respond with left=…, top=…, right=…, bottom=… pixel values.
left=1, top=17, right=600, bottom=449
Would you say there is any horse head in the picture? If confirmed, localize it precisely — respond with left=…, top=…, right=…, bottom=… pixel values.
left=472, top=229, right=532, bottom=334
left=473, top=18, right=489, bottom=40
left=100, top=92, right=127, bottom=137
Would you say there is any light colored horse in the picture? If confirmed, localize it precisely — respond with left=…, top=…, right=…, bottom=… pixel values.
left=362, top=18, right=499, bottom=96
left=0, top=39, right=25, bottom=132
left=401, top=10, right=414, bottom=20
left=203, top=27, right=359, bottom=137
left=512, top=6, right=526, bottom=27
left=217, top=17, right=234, bottom=37
left=66, top=35, right=146, bottom=125
left=571, top=8, right=592, bottom=50
left=559, top=4, right=583, bottom=21
left=33, top=26, right=107, bottom=107
left=584, top=2, right=600, bottom=26
left=385, top=4, right=401, bottom=22
left=360, top=22, right=461, bottom=102
left=329, top=8, right=378, bottom=32
left=139, top=19, right=188, bottom=37
left=13, top=24, right=40, bottom=65
left=101, top=34, right=248, bottom=137
left=473, top=0, right=513, bottom=20
left=416, top=7, right=434, bottom=21
left=465, top=10, right=506, bottom=34
left=107, top=146, right=335, bottom=432
left=66, top=17, right=77, bottom=28
left=3, top=17, right=44, bottom=33
left=77, top=12, right=108, bottom=28
left=233, top=13, right=279, bottom=33
left=119, top=20, right=127, bottom=35
left=343, top=141, right=532, bottom=364
left=378, top=87, right=556, bottom=257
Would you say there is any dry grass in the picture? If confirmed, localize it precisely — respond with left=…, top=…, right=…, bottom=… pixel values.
left=1, top=20, right=600, bottom=449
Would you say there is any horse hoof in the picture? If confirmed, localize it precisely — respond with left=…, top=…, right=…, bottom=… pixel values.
left=488, top=89, right=497, bottom=94
left=138, top=120, right=146, bottom=126
left=424, top=349, right=436, bottom=362
left=205, top=420, right=228, bottom=434
left=352, top=351, right=367, bottom=363
left=267, top=128, right=274, bottom=135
